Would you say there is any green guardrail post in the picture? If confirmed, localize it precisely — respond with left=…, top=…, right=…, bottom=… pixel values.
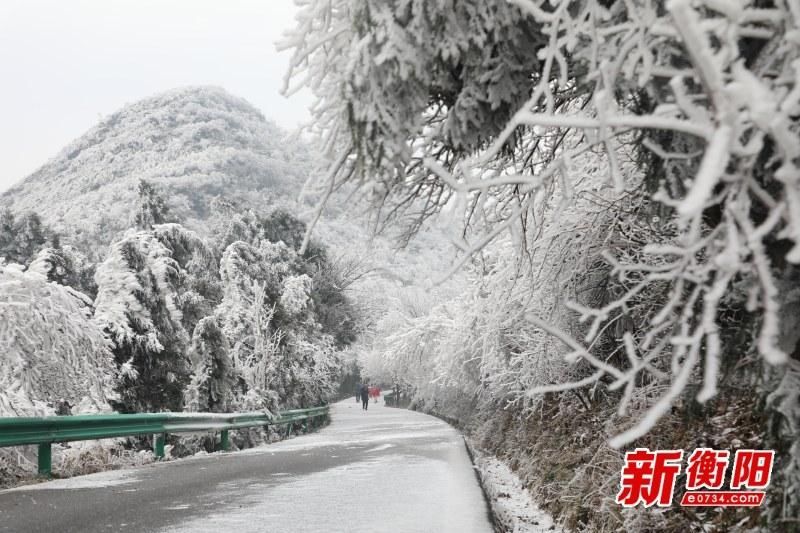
left=38, top=442, right=52, bottom=477
left=220, top=429, right=230, bottom=452
left=154, top=433, right=166, bottom=459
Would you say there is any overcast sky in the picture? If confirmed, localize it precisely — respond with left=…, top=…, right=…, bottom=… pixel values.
left=0, top=0, right=312, bottom=192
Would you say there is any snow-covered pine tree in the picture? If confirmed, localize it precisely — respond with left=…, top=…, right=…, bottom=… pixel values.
left=94, top=224, right=216, bottom=412
left=0, top=209, right=51, bottom=266
left=151, top=223, right=221, bottom=331
left=28, top=245, right=97, bottom=297
left=134, top=179, right=172, bottom=230
left=184, top=316, right=235, bottom=413
left=212, top=206, right=317, bottom=258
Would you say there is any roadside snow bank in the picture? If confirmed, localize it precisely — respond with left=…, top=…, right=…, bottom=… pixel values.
left=466, top=439, right=561, bottom=533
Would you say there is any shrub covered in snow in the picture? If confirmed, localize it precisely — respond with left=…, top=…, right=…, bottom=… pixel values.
left=0, top=264, right=115, bottom=416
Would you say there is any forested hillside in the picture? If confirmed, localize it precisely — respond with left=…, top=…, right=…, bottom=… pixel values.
left=284, top=1, right=800, bottom=531
left=1, top=86, right=309, bottom=256
left=0, top=86, right=457, bottom=485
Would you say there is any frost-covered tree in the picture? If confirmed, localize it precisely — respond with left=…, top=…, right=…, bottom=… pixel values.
left=287, top=2, right=800, bottom=527
left=94, top=224, right=216, bottom=412
left=28, top=245, right=97, bottom=297
left=286, top=0, right=800, bottom=444
left=282, top=0, right=546, bottom=234
left=212, top=206, right=360, bottom=346
left=0, top=264, right=115, bottom=416
left=222, top=281, right=284, bottom=412
left=152, top=223, right=221, bottom=330
left=184, top=316, right=235, bottom=413
left=211, top=204, right=324, bottom=259
left=218, top=239, right=298, bottom=326
left=0, top=209, right=51, bottom=266
left=288, top=333, right=340, bottom=407
left=215, top=233, right=348, bottom=409
left=280, top=274, right=313, bottom=316
left=218, top=240, right=302, bottom=406
left=305, top=253, right=363, bottom=348
left=134, top=180, right=172, bottom=230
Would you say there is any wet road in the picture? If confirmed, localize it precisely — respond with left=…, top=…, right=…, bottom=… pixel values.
left=0, top=398, right=493, bottom=533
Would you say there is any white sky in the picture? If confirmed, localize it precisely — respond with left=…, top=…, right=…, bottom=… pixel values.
left=0, top=0, right=312, bottom=192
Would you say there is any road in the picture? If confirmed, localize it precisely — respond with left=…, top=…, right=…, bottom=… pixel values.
left=0, top=398, right=493, bottom=533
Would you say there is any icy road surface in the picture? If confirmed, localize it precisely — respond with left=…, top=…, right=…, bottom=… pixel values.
left=0, top=398, right=493, bottom=533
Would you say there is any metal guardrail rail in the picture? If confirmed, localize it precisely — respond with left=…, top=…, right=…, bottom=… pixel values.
left=0, top=406, right=329, bottom=476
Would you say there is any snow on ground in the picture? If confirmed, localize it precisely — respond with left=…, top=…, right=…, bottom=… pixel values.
left=165, top=453, right=484, bottom=533
left=2, top=468, right=139, bottom=492
left=164, top=397, right=493, bottom=533
left=0, top=397, right=496, bottom=533
left=466, top=440, right=561, bottom=533
left=233, top=400, right=452, bottom=456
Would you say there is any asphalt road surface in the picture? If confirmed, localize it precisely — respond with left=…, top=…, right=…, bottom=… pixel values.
left=0, top=397, right=493, bottom=533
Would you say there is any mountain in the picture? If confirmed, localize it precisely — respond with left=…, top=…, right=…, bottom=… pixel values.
left=1, top=86, right=310, bottom=253
left=1, top=85, right=457, bottom=290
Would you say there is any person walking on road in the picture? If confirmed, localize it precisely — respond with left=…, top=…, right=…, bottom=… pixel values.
left=355, top=383, right=361, bottom=403
left=368, top=386, right=380, bottom=403
left=360, top=383, right=370, bottom=410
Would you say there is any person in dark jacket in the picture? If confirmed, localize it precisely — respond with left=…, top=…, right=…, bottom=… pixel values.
left=355, top=383, right=361, bottom=403
left=360, top=383, right=370, bottom=410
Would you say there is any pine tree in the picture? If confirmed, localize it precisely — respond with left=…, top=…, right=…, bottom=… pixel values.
left=0, top=209, right=50, bottom=265
left=134, top=179, right=171, bottom=230
left=94, top=231, right=187, bottom=412
left=184, top=316, right=235, bottom=413
left=28, top=245, right=96, bottom=297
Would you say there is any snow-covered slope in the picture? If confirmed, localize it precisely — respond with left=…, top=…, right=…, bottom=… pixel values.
left=1, top=86, right=309, bottom=251
left=1, top=85, right=456, bottom=290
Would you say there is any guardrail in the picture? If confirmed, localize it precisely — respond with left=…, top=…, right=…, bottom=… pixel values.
left=0, top=406, right=329, bottom=476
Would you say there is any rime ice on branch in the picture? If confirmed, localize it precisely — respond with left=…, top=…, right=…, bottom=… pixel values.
left=284, top=0, right=800, bottom=447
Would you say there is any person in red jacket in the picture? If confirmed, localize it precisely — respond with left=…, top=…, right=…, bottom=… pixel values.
left=360, top=383, right=370, bottom=410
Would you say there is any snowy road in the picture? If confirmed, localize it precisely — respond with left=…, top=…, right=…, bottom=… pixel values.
left=0, top=398, right=493, bottom=533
